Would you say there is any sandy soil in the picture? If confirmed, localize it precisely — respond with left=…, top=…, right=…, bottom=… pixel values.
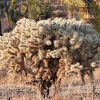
left=0, top=67, right=100, bottom=100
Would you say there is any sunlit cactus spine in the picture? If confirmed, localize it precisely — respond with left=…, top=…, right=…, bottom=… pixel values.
left=0, top=18, right=100, bottom=98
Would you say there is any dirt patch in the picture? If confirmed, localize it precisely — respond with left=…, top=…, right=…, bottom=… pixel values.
left=0, top=67, right=100, bottom=100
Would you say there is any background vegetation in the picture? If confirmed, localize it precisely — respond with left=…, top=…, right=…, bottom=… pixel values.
left=9, top=0, right=21, bottom=23
left=22, top=0, right=53, bottom=20
left=62, top=0, right=100, bottom=35
left=0, top=0, right=100, bottom=35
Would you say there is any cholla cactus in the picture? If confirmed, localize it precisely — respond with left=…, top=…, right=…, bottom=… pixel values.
left=0, top=18, right=100, bottom=97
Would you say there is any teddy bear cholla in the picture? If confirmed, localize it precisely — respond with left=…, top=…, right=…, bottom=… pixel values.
left=0, top=18, right=100, bottom=97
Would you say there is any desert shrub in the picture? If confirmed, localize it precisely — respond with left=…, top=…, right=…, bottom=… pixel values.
left=9, top=8, right=21, bottom=23
left=0, top=0, right=4, bottom=9
left=9, top=8, right=14, bottom=21
left=87, top=1, right=100, bottom=35
left=94, top=8, right=100, bottom=35
left=8, top=0, right=21, bottom=23
left=10, top=0, right=18, bottom=9
left=62, top=0, right=85, bottom=12
left=63, top=0, right=100, bottom=35
left=82, top=0, right=100, bottom=35
left=0, top=18, right=100, bottom=97
left=22, top=0, right=54, bottom=21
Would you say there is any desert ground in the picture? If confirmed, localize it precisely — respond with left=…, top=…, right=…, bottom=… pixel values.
left=0, top=64, right=100, bottom=100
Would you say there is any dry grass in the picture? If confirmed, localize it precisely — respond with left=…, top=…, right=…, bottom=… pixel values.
left=0, top=67, right=100, bottom=100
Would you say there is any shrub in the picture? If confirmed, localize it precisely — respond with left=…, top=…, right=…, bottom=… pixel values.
left=62, top=0, right=85, bottom=12
left=0, top=0, right=4, bottom=9
left=8, top=0, right=21, bottom=23
left=10, top=0, right=18, bottom=9
left=0, top=18, right=100, bottom=97
left=22, top=0, right=54, bottom=21
left=88, top=1, right=100, bottom=35
left=9, top=8, right=21, bottom=23
left=63, top=0, right=100, bottom=35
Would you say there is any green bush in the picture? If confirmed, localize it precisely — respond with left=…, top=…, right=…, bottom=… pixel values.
left=9, top=0, right=21, bottom=23
left=92, top=6, right=100, bottom=35
left=63, top=0, right=100, bottom=35
left=62, top=0, right=85, bottom=12
left=9, top=8, right=14, bottom=22
left=0, top=0, right=4, bottom=9
left=22, top=0, right=54, bottom=21
left=10, top=0, right=18, bottom=9
left=9, top=8, right=21, bottom=23
left=83, top=0, right=100, bottom=35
